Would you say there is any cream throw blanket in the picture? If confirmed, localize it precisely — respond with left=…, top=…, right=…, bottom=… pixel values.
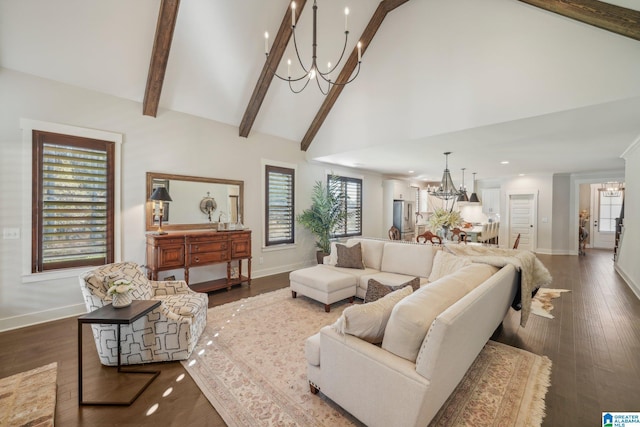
left=444, top=245, right=553, bottom=327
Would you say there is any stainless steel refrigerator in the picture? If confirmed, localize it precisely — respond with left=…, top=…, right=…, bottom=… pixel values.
left=393, top=200, right=415, bottom=240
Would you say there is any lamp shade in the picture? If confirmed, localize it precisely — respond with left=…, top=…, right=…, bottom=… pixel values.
left=469, top=192, right=480, bottom=203
left=149, top=187, right=172, bottom=202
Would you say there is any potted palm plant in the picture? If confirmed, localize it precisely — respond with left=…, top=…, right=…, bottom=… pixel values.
left=297, top=176, right=349, bottom=263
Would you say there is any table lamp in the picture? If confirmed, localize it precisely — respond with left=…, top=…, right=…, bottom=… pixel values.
left=149, top=187, right=172, bottom=234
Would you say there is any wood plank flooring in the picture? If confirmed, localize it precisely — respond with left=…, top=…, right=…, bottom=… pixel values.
left=1, top=249, right=639, bottom=426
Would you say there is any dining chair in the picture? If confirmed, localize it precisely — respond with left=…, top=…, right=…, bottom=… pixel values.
left=388, top=226, right=401, bottom=240
left=451, top=227, right=468, bottom=244
left=416, top=231, right=442, bottom=245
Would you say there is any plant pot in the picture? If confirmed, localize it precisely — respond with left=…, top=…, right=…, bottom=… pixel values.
left=112, top=292, right=132, bottom=308
left=316, top=251, right=328, bottom=264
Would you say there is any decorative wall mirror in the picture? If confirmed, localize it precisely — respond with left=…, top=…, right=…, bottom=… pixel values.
left=146, top=172, right=244, bottom=232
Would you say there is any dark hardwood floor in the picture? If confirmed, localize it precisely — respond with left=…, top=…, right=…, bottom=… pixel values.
left=1, top=250, right=639, bottom=426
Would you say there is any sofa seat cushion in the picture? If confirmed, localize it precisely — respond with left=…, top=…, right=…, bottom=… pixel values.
left=428, top=250, right=472, bottom=282
left=380, top=242, right=438, bottom=279
left=305, top=332, right=321, bottom=366
left=333, top=285, right=413, bottom=344
left=290, top=265, right=356, bottom=292
left=382, top=263, right=499, bottom=362
left=156, top=293, right=208, bottom=318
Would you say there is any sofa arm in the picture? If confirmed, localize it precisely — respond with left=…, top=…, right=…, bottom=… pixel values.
left=150, top=279, right=192, bottom=296
left=318, top=326, right=431, bottom=427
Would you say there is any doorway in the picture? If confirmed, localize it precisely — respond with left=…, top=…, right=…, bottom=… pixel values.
left=508, top=193, right=536, bottom=251
left=590, top=184, right=623, bottom=249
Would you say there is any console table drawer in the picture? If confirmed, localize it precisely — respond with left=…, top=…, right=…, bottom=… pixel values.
left=189, top=241, right=227, bottom=254
left=189, top=251, right=228, bottom=265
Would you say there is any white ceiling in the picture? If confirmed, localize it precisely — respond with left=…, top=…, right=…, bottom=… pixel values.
left=2, top=0, right=639, bottom=182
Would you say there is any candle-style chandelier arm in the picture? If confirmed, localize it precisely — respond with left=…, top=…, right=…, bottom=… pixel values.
left=263, top=0, right=362, bottom=95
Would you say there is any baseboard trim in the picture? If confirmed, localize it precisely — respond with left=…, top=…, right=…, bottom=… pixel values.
left=0, top=303, right=86, bottom=333
left=615, top=264, right=640, bottom=300
left=252, top=261, right=315, bottom=279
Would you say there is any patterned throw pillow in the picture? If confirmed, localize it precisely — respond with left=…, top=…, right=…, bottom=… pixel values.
left=364, top=277, right=421, bottom=303
left=335, top=242, right=365, bottom=269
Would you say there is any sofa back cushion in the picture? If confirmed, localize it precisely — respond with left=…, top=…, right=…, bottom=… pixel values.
left=329, top=238, right=385, bottom=270
left=428, top=250, right=472, bottom=282
left=332, top=285, right=413, bottom=344
left=380, top=242, right=437, bottom=278
left=381, top=263, right=498, bottom=362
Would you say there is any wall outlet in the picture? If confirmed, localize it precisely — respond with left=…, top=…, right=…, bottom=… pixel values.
left=3, top=228, right=20, bottom=239
left=259, top=257, right=264, bottom=265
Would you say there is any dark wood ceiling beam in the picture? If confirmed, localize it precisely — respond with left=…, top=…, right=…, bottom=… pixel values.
left=239, top=0, right=308, bottom=138
left=518, top=0, right=640, bottom=41
left=143, top=0, right=180, bottom=117
left=300, top=0, right=410, bottom=151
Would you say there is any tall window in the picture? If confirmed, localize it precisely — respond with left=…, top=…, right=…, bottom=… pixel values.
left=598, top=190, right=624, bottom=232
left=32, top=131, right=115, bottom=272
left=331, top=175, right=362, bottom=238
left=265, top=165, right=295, bottom=246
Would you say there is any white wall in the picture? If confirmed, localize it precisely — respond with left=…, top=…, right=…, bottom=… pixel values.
left=617, top=139, right=640, bottom=298
left=0, top=68, right=383, bottom=331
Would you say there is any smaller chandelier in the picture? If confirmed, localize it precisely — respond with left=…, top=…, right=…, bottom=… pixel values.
left=430, top=152, right=462, bottom=201
left=600, top=181, right=624, bottom=197
left=264, top=0, right=362, bottom=95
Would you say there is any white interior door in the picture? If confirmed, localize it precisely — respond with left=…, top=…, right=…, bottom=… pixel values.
left=509, top=194, right=535, bottom=251
left=591, top=184, right=622, bottom=249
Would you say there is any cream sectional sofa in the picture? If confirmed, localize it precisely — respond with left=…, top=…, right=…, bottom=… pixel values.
left=301, top=238, right=520, bottom=427
left=290, top=238, right=437, bottom=311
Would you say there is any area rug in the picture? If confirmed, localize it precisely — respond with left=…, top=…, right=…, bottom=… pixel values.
left=183, top=288, right=551, bottom=426
left=0, top=362, right=57, bottom=427
left=531, top=288, right=571, bottom=319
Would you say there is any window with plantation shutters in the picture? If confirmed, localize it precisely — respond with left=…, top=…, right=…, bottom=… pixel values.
left=32, top=131, right=114, bottom=272
left=331, top=175, right=362, bottom=238
left=265, top=165, right=295, bottom=246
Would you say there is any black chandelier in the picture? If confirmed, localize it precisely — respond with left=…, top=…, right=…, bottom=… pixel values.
left=264, top=0, right=362, bottom=95
left=430, top=152, right=462, bottom=201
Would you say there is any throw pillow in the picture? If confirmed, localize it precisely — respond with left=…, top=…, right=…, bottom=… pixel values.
left=336, top=242, right=365, bottom=269
left=332, top=285, right=413, bottom=344
left=364, top=277, right=420, bottom=303
left=428, top=250, right=472, bottom=282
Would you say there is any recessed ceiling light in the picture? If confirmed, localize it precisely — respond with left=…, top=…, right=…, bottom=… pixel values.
left=519, top=173, right=525, bottom=176
left=408, top=170, right=414, bottom=174
left=500, top=161, right=509, bottom=165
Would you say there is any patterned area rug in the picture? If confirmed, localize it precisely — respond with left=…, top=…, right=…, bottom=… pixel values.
left=0, top=362, right=57, bottom=427
left=531, top=288, right=571, bottom=319
left=183, top=288, right=551, bottom=426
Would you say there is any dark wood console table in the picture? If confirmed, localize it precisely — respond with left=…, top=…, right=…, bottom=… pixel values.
left=146, top=229, right=252, bottom=293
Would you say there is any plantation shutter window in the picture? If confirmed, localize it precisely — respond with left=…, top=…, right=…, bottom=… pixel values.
left=32, top=131, right=115, bottom=272
left=265, top=165, right=295, bottom=246
left=331, top=176, right=362, bottom=238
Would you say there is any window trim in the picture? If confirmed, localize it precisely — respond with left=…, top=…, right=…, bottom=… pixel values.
left=263, top=161, right=296, bottom=248
left=330, top=175, right=363, bottom=238
left=20, top=119, right=122, bottom=282
left=32, top=130, right=115, bottom=272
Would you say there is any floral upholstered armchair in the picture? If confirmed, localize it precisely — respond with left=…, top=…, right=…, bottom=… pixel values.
left=79, top=262, right=208, bottom=366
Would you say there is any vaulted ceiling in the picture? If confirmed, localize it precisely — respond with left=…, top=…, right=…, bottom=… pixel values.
left=1, top=0, right=639, bottom=182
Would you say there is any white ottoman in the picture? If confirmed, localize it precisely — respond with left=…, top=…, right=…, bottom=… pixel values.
left=290, top=265, right=356, bottom=312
